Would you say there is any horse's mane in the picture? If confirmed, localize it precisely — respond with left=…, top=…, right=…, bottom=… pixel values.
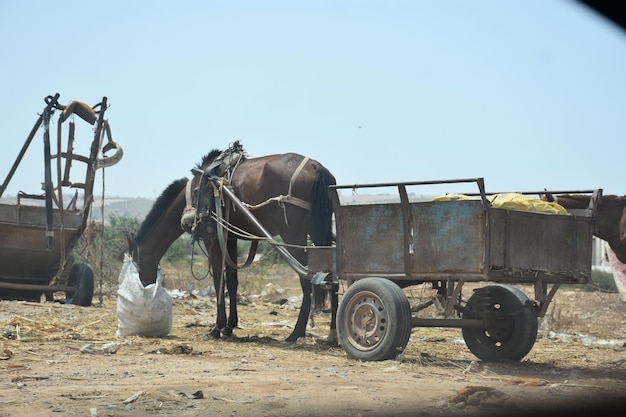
left=134, top=177, right=188, bottom=244
left=193, top=149, right=221, bottom=173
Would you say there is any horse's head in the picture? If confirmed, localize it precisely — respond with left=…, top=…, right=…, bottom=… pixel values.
left=122, top=178, right=188, bottom=284
left=539, top=191, right=556, bottom=203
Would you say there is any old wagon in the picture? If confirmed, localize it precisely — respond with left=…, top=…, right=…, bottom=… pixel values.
left=211, top=175, right=600, bottom=362
left=0, top=93, right=123, bottom=305
left=327, top=178, right=600, bottom=361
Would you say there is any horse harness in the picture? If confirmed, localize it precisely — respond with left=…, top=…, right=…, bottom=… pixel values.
left=181, top=145, right=313, bottom=275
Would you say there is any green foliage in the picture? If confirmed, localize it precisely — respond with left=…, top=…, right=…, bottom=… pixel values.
left=568, top=268, right=618, bottom=292
left=103, top=213, right=141, bottom=256
left=254, top=240, right=285, bottom=266
left=99, top=213, right=193, bottom=264
left=164, top=235, right=193, bottom=263
left=590, top=268, right=618, bottom=293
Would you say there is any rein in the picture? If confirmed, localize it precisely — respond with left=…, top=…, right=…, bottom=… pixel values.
left=213, top=177, right=259, bottom=270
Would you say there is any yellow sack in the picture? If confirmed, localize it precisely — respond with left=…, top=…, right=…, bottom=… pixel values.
left=432, top=193, right=568, bottom=215
left=431, top=193, right=479, bottom=201
left=489, top=193, right=568, bottom=215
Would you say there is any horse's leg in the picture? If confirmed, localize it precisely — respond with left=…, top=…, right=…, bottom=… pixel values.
left=207, top=239, right=227, bottom=339
left=285, top=276, right=313, bottom=343
left=286, top=278, right=339, bottom=345
left=221, top=238, right=239, bottom=338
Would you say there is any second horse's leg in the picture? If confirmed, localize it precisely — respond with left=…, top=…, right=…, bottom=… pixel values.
left=222, top=239, right=239, bottom=338
left=284, top=276, right=312, bottom=343
left=207, top=239, right=227, bottom=339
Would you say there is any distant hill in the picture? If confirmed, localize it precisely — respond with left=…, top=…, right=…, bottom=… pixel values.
left=0, top=194, right=156, bottom=221
left=90, top=197, right=155, bottom=220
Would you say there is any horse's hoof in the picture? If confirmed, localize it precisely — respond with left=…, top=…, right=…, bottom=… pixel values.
left=326, top=330, right=338, bottom=345
left=281, top=340, right=298, bottom=349
left=203, top=327, right=221, bottom=340
left=221, top=327, right=234, bottom=338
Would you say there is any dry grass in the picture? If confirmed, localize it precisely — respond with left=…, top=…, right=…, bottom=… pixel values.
left=158, top=260, right=301, bottom=296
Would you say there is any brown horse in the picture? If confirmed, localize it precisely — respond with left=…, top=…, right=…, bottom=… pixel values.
left=126, top=144, right=338, bottom=344
left=541, top=192, right=626, bottom=264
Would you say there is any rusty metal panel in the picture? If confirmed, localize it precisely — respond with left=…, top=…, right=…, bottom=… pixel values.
left=0, top=204, right=83, bottom=287
left=0, top=204, right=83, bottom=229
left=337, top=203, right=405, bottom=275
left=337, top=200, right=487, bottom=277
left=487, top=208, right=592, bottom=279
left=335, top=196, right=593, bottom=284
left=411, top=200, right=486, bottom=273
left=307, top=246, right=335, bottom=273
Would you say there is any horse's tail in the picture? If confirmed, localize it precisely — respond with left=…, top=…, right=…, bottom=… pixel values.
left=309, top=166, right=336, bottom=311
left=309, top=166, right=335, bottom=246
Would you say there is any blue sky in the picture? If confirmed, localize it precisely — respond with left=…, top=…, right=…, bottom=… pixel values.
left=1, top=0, right=624, bottom=199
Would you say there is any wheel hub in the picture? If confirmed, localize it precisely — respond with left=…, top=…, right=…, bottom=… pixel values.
left=346, top=294, right=387, bottom=350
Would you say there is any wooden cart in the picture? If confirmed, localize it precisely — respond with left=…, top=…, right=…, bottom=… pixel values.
left=0, top=93, right=123, bottom=305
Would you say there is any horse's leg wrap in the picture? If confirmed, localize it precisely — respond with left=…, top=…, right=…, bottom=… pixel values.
left=207, top=326, right=222, bottom=339
left=221, top=325, right=235, bottom=338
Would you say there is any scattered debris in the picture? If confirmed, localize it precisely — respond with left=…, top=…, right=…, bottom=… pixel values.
left=80, top=342, right=120, bottom=355
left=464, top=360, right=481, bottom=373
left=0, top=349, right=12, bottom=360
left=261, top=321, right=293, bottom=329
left=3, top=325, right=16, bottom=339
left=450, top=385, right=516, bottom=408
left=123, top=390, right=146, bottom=404
left=212, top=395, right=255, bottom=404
left=151, top=343, right=194, bottom=355
left=178, top=390, right=204, bottom=399
left=509, top=376, right=549, bottom=386
left=547, top=331, right=626, bottom=348
left=260, top=282, right=288, bottom=304
left=609, top=358, right=626, bottom=367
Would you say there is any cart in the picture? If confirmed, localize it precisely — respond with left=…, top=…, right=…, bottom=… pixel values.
left=218, top=176, right=600, bottom=362
left=0, top=93, right=123, bottom=305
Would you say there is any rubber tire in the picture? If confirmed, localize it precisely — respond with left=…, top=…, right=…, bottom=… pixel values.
left=462, top=284, right=538, bottom=362
left=337, top=277, right=412, bottom=361
left=66, top=263, right=94, bottom=307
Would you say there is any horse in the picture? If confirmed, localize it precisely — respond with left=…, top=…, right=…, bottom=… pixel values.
left=125, top=144, right=338, bottom=345
left=540, top=192, right=626, bottom=264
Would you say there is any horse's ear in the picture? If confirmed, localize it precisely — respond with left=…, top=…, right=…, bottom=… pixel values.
left=121, top=232, right=138, bottom=261
left=539, top=189, right=556, bottom=202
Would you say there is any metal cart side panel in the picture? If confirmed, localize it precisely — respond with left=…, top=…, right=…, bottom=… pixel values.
left=488, top=209, right=593, bottom=280
left=337, top=199, right=486, bottom=279
left=412, top=200, right=485, bottom=273
left=337, top=203, right=405, bottom=275
left=334, top=191, right=594, bottom=284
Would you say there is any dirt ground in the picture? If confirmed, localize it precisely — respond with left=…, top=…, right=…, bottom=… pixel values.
left=1, top=282, right=625, bottom=417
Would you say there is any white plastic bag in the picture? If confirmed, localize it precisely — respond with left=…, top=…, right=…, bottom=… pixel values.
left=116, top=254, right=173, bottom=337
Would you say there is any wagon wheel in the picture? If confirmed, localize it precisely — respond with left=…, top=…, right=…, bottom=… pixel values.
left=65, top=263, right=94, bottom=307
left=337, top=277, right=412, bottom=361
left=461, top=284, right=538, bottom=362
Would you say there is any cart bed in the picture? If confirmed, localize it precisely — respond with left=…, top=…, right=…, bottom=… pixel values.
left=0, top=203, right=83, bottom=291
left=332, top=186, right=594, bottom=285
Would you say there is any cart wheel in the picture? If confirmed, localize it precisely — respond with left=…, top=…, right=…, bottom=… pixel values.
left=66, top=263, right=94, bottom=307
left=337, top=277, right=412, bottom=361
left=462, top=284, right=538, bottom=362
